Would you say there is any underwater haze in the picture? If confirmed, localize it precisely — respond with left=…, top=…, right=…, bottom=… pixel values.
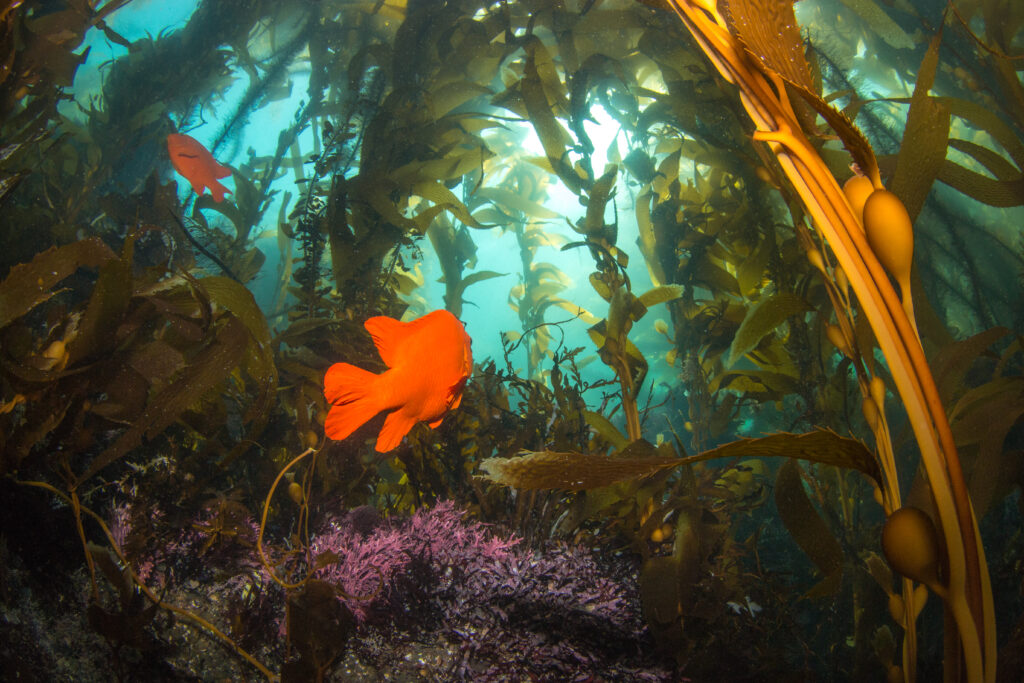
left=1, top=0, right=1022, bottom=681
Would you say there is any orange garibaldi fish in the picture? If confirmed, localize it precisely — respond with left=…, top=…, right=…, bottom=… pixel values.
left=323, top=309, right=473, bottom=452
left=166, top=133, right=232, bottom=203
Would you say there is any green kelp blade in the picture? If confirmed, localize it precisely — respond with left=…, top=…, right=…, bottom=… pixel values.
left=583, top=409, right=629, bottom=451
left=775, top=459, right=844, bottom=598
left=479, top=429, right=880, bottom=491
left=727, top=292, right=812, bottom=366
left=637, top=284, right=684, bottom=308
left=0, top=238, right=116, bottom=328
left=473, top=186, right=561, bottom=220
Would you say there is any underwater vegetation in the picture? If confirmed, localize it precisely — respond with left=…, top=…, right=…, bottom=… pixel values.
left=1, top=0, right=1023, bottom=681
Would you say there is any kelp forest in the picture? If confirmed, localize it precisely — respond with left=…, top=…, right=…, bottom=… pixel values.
left=0, top=0, right=1022, bottom=680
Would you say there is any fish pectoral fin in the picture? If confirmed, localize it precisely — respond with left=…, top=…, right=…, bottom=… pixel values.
left=447, top=393, right=462, bottom=411
left=427, top=415, right=445, bottom=429
left=375, top=410, right=418, bottom=452
left=445, top=376, right=468, bottom=410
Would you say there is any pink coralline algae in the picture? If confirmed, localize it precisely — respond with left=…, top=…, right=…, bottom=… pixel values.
left=308, top=501, right=520, bottom=622
left=307, top=501, right=666, bottom=679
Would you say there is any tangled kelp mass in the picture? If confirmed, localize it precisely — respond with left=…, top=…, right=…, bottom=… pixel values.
left=0, top=0, right=1022, bottom=680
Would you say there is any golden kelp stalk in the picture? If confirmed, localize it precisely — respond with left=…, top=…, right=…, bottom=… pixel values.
left=660, top=1, right=994, bottom=681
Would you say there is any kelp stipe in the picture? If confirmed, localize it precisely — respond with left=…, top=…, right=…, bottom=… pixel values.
left=660, top=1, right=994, bottom=681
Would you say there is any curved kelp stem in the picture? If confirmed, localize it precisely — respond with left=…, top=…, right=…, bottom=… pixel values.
left=14, top=479, right=277, bottom=682
left=663, top=1, right=994, bottom=682
left=258, top=447, right=316, bottom=591
left=256, top=446, right=384, bottom=601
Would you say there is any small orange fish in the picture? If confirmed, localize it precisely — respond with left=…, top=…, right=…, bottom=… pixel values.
left=166, top=133, right=232, bottom=202
left=324, top=310, right=473, bottom=452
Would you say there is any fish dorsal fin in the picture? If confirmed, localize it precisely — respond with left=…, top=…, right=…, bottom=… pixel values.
left=214, top=163, right=232, bottom=179
left=364, top=315, right=423, bottom=367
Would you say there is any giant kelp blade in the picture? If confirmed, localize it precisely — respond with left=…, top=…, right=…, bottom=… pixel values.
left=583, top=409, right=629, bottom=451
left=727, top=292, right=812, bottom=366
left=701, top=430, right=881, bottom=483
left=518, top=37, right=583, bottom=195
left=479, top=447, right=680, bottom=491
left=891, top=31, right=949, bottom=223
left=775, top=459, right=844, bottom=598
left=480, top=430, right=880, bottom=491
left=0, top=238, right=116, bottom=328
left=925, top=97, right=1024, bottom=172
left=839, top=0, right=915, bottom=50
left=473, top=186, right=561, bottom=220
left=936, top=161, right=1024, bottom=207
left=66, top=252, right=132, bottom=367
left=74, top=316, right=250, bottom=486
left=932, top=326, right=1011, bottom=405
left=723, top=0, right=816, bottom=93
left=638, top=284, right=684, bottom=308
left=722, top=0, right=879, bottom=178
left=199, top=276, right=278, bottom=462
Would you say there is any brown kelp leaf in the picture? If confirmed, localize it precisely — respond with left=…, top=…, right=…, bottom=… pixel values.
left=66, top=255, right=132, bottom=366
left=479, top=443, right=679, bottom=491
left=775, top=459, right=844, bottom=598
left=638, top=284, right=684, bottom=308
left=0, top=238, right=116, bottom=328
left=839, top=0, right=916, bottom=50
left=932, top=326, right=1011, bottom=405
left=723, top=0, right=878, bottom=177
left=727, top=292, right=812, bottom=366
left=936, top=160, right=1024, bottom=207
left=693, top=256, right=740, bottom=296
left=948, top=138, right=1021, bottom=181
left=962, top=382, right=1024, bottom=517
left=199, top=276, right=278, bottom=450
left=890, top=97, right=949, bottom=222
left=1, top=388, right=74, bottom=475
left=75, top=316, right=249, bottom=486
left=583, top=409, right=630, bottom=450
left=736, top=234, right=774, bottom=298
left=127, top=340, right=186, bottom=383
left=704, top=430, right=880, bottom=483
left=865, top=551, right=894, bottom=594
left=286, top=579, right=354, bottom=670
left=480, top=430, right=880, bottom=491
left=724, top=0, right=817, bottom=93
left=519, top=37, right=582, bottom=194
left=634, top=191, right=666, bottom=287
left=473, top=186, right=560, bottom=220
left=91, top=364, right=149, bottom=423
left=891, top=31, right=949, bottom=223
left=580, top=164, right=618, bottom=237
left=412, top=180, right=485, bottom=229
left=900, top=96, right=1024, bottom=172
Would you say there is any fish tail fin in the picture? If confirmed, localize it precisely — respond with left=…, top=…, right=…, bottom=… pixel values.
left=324, top=363, right=382, bottom=441
left=375, top=410, right=418, bottom=452
left=209, top=178, right=232, bottom=203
